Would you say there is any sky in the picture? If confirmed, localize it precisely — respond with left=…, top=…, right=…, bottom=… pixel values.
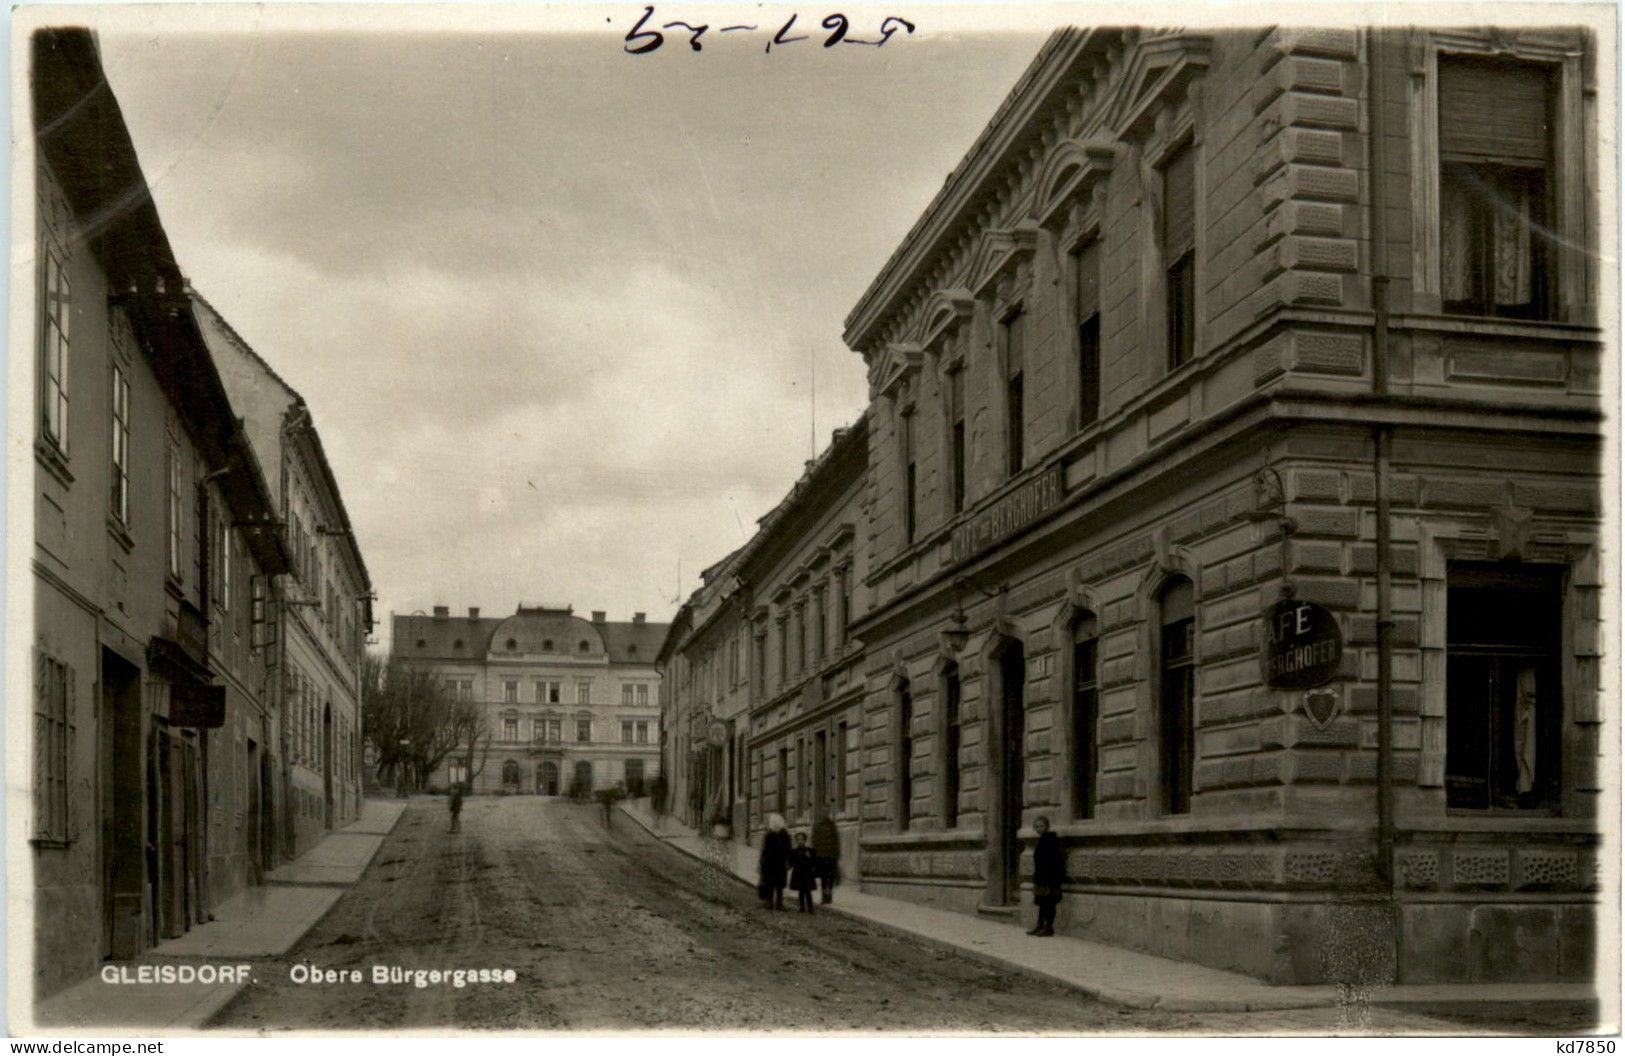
left=83, top=6, right=1054, bottom=646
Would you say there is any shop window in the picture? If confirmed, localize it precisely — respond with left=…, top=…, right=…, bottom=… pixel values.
left=1072, top=611, right=1100, bottom=819
left=1438, top=56, right=1556, bottom=320
left=1003, top=310, right=1026, bottom=477
left=1162, top=142, right=1197, bottom=370
left=1159, top=577, right=1195, bottom=815
left=1446, top=563, right=1563, bottom=810
left=1074, top=239, right=1102, bottom=428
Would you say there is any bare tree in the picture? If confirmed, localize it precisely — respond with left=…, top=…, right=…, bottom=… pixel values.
left=361, top=653, right=480, bottom=793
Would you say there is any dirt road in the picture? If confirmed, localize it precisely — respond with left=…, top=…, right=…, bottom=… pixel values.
left=213, top=797, right=1491, bottom=1033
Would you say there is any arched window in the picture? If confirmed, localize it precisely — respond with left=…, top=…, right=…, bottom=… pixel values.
left=1159, top=577, right=1196, bottom=815
left=579, top=640, right=590, bottom=653
left=506, top=638, right=517, bottom=651
left=940, top=662, right=961, bottom=828
left=1071, top=611, right=1099, bottom=820
left=896, top=679, right=913, bottom=831
left=502, top=759, right=521, bottom=785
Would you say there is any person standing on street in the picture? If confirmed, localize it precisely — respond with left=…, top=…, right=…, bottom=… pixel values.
left=811, top=813, right=841, bottom=905
left=789, top=832, right=819, bottom=913
left=1027, top=815, right=1063, bottom=937
left=449, top=783, right=465, bottom=834
left=758, top=813, right=791, bottom=910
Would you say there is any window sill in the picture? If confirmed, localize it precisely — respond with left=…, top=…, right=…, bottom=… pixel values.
left=1392, top=313, right=1602, bottom=343
left=35, top=440, right=73, bottom=487
left=107, top=516, right=134, bottom=554
left=29, top=836, right=73, bottom=850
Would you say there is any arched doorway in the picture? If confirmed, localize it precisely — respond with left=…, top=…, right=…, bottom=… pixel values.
left=501, top=759, right=521, bottom=789
left=988, top=638, right=1026, bottom=906
left=539, top=760, right=559, bottom=796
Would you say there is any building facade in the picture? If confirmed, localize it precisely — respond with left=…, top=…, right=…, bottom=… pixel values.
left=392, top=606, right=666, bottom=796
left=199, top=297, right=374, bottom=858
left=27, top=30, right=295, bottom=1000
left=839, top=27, right=1603, bottom=984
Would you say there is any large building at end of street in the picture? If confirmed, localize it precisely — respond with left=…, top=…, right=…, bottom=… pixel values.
left=391, top=606, right=666, bottom=796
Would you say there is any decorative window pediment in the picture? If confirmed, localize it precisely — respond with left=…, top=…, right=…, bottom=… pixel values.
left=873, top=342, right=926, bottom=399
left=969, top=223, right=1040, bottom=299
left=1033, top=139, right=1120, bottom=231
left=1109, top=33, right=1212, bottom=139
left=914, top=288, right=976, bottom=353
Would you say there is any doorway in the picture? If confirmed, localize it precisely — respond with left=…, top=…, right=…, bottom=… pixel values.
left=246, top=739, right=262, bottom=885
left=322, top=704, right=334, bottom=829
left=574, top=760, right=593, bottom=795
left=990, top=640, right=1026, bottom=905
left=100, top=651, right=143, bottom=960
left=812, top=729, right=828, bottom=820
left=539, top=760, right=559, bottom=796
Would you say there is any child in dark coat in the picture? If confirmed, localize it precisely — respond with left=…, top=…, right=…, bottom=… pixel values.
left=788, top=832, right=820, bottom=913
left=1027, top=815, right=1064, bottom=937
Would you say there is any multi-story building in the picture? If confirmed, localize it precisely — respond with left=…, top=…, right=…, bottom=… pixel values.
left=198, top=296, right=373, bottom=858
left=27, top=29, right=294, bottom=1000
left=839, top=27, right=1603, bottom=984
left=391, top=606, right=666, bottom=796
left=659, top=419, right=870, bottom=863
left=657, top=550, right=752, bottom=831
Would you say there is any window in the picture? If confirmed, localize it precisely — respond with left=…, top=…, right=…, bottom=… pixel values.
left=533, top=718, right=546, bottom=741
left=942, top=663, right=961, bottom=828
left=1162, top=142, right=1197, bottom=369
left=1072, top=613, right=1100, bottom=820
left=948, top=367, right=966, bottom=512
left=777, top=619, right=788, bottom=684
left=577, top=682, right=591, bottom=705
left=38, top=166, right=70, bottom=455
left=777, top=746, right=789, bottom=813
left=543, top=638, right=554, bottom=651
left=896, top=679, right=913, bottom=831
left=1446, top=563, right=1562, bottom=810
left=504, top=680, right=518, bottom=704
left=1074, top=239, right=1102, bottom=428
left=901, top=407, right=917, bottom=544
left=502, top=759, right=520, bottom=785
left=163, top=450, right=189, bottom=588
left=1438, top=57, right=1555, bottom=319
left=813, top=589, right=826, bottom=663
left=1003, top=310, right=1025, bottom=477
left=754, top=632, right=767, bottom=697
left=460, top=680, right=474, bottom=701
left=636, top=721, right=649, bottom=744
left=622, top=721, right=634, bottom=744
left=1159, top=578, right=1196, bottom=815
left=795, top=605, right=807, bottom=675
left=839, top=570, right=851, bottom=645
left=33, top=652, right=73, bottom=843
left=503, top=717, right=518, bottom=742
left=578, top=640, right=590, bottom=653
left=547, top=719, right=561, bottom=742
left=835, top=721, right=848, bottom=814
left=576, top=718, right=591, bottom=742
left=636, top=684, right=649, bottom=706
left=109, top=363, right=130, bottom=524
left=535, top=681, right=548, bottom=704
left=622, top=683, right=635, bottom=706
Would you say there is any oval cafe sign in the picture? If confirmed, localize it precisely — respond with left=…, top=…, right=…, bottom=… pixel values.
left=1260, top=598, right=1343, bottom=691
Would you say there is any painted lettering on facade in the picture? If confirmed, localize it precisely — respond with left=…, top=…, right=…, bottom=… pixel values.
left=951, top=465, right=1064, bottom=564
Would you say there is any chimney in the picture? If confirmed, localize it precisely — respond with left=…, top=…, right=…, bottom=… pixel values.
left=633, top=612, right=646, bottom=624
left=432, top=606, right=449, bottom=619
left=468, top=607, right=480, bottom=619
left=591, top=610, right=606, bottom=623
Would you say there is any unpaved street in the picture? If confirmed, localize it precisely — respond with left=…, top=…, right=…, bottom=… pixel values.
left=214, top=797, right=1477, bottom=1033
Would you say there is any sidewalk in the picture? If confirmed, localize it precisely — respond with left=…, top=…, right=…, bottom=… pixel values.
left=32, top=798, right=407, bottom=1033
left=618, top=800, right=1598, bottom=1016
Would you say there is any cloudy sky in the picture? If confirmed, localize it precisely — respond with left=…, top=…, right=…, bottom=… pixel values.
left=85, top=5, right=1053, bottom=644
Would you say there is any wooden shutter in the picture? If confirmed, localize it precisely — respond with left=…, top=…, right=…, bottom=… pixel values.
left=65, top=662, right=77, bottom=840
left=1162, top=144, right=1197, bottom=261
left=1438, top=56, right=1552, bottom=165
left=1076, top=240, right=1102, bottom=320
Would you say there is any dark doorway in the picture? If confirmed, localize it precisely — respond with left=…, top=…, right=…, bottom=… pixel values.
left=100, top=650, right=143, bottom=960
left=993, top=640, right=1026, bottom=905
left=540, top=760, right=559, bottom=795
left=246, top=739, right=262, bottom=886
left=574, top=760, right=593, bottom=794
left=813, top=729, right=828, bottom=820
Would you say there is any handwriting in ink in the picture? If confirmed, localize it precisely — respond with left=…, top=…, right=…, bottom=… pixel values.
left=623, top=7, right=915, bottom=54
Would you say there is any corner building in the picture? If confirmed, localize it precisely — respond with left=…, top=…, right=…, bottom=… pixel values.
left=843, top=27, right=1604, bottom=984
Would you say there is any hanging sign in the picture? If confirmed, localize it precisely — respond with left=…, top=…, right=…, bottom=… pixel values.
left=1260, top=599, right=1343, bottom=690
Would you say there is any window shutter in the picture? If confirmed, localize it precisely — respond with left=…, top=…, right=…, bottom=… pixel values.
left=34, top=648, right=47, bottom=838
left=1076, top=240, right=1102, bottom=320
left=1438, top=57, right=1553, bottom=165
left=1162, top=144, right=1197, bottom=261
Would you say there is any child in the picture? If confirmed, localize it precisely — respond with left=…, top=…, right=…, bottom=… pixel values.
left=788, top=832, right=820, bottom=913
left=1027, top=815, right=1063, bottom=937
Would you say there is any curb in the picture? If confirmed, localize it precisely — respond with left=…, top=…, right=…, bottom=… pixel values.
left=612, top=805, right=1325, bottom=1013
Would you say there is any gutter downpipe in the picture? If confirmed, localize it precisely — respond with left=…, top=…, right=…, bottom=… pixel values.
left=1367, top=28, right=1399, bottom=970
